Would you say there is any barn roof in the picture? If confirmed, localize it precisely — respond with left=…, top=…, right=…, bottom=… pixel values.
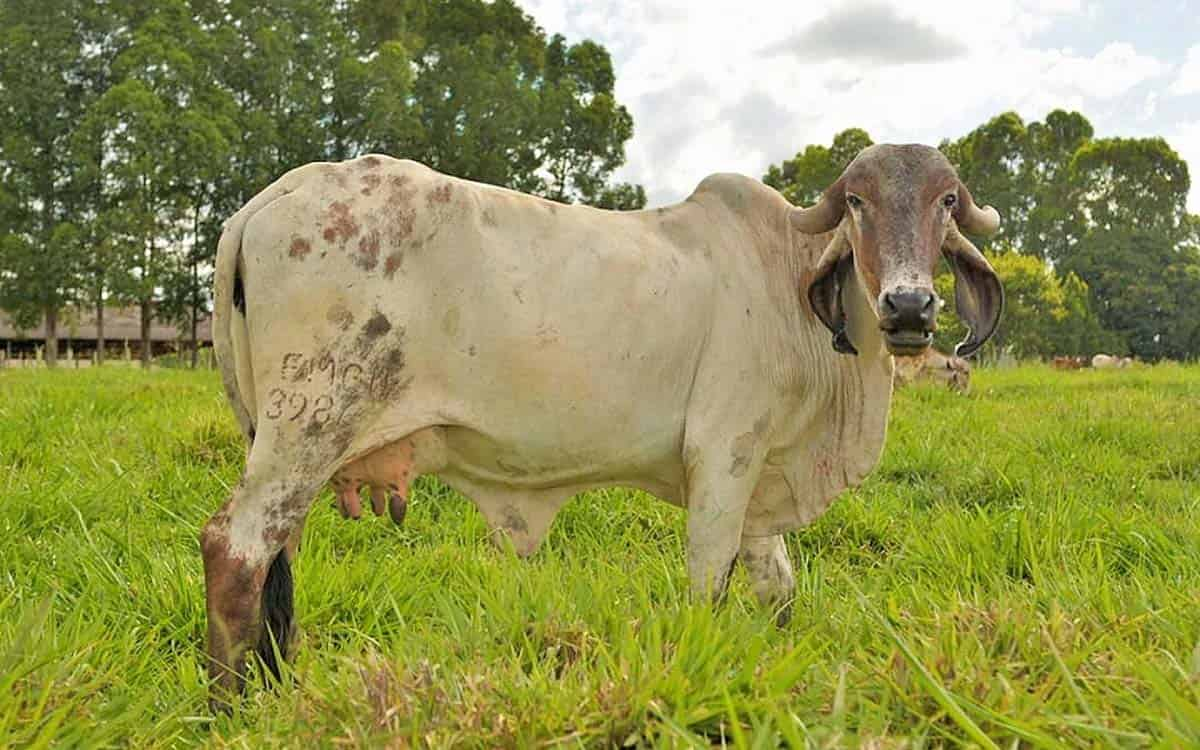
left=0, top=306, right=212, bottom=342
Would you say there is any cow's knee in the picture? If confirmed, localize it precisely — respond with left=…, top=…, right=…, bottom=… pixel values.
left=739, top=534, right=795, bottom=625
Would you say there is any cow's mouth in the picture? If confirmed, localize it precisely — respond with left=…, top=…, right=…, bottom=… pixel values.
left=884, top=330, right=933, bottom=356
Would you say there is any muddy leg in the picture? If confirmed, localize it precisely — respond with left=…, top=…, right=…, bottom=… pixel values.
left=201, top=472, right=318, bottom=712
left=738, top=533, right=796, bottom=625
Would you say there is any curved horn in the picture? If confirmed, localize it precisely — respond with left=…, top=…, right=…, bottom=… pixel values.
left=954, top=182, right=1001, bottom=236
left=789, top=177, right=846, bottom=234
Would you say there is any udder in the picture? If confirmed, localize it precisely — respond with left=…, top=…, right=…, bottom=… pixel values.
left=330, top=439, right=417, bottom=524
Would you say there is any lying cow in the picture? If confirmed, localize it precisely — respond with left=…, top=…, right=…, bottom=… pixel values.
left=203, top=145, right=1003, bottom=707
left=1051, top=355, right=1087, bottom=370
left=894, top=348, right=971, bottom=393
left=1092, top=353, right=1132, bottom=369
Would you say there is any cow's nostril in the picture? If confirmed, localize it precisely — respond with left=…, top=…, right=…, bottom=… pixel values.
left=881, top=288, right=937, bottom=332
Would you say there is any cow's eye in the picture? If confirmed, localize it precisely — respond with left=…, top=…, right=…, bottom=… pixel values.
left=942, top=193, right=957, bottom=209
left=846, top=193, right=863, bottom=209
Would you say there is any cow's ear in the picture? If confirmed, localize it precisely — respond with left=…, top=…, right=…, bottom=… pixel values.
left=943, top=224, right=1003, bottom=357
left=806, top=230, right=857, bottom=355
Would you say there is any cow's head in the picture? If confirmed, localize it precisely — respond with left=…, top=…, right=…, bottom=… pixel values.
left=790, top=144, right=1003, bottom=358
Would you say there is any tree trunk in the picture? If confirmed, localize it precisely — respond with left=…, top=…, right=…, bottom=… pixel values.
left=44, top=306, right=59, bottom=368
left=140, top=299, right=152, bottom=368
left=190, top=304, right=199, bottom=369
left=190, top=206, right=200, bottom=369
left=96, top=296, right=106, bottom=365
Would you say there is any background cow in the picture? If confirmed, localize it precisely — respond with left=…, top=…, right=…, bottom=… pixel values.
left=894, top=349, right=972, bottom=393
left=1093, top=353, right=1133, bottom=369
left=202, top=145, right=1003, bottom=707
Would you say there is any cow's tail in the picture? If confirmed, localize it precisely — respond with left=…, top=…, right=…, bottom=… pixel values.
left=213, top=175, right=303, bottom=684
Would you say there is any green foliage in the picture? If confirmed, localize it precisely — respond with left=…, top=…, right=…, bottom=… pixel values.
left=0, top=0, right=97, bottom=359
left=764, top=128, right=873, bottom=206
left=2, top=367, right=1199, bottom=745
left=0, top=0, right=644, bottom=365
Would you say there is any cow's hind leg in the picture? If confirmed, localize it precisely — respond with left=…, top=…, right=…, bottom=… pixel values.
left=201, top=464, right=322, bottom=712
left=738, top=534, right=796, bottom=626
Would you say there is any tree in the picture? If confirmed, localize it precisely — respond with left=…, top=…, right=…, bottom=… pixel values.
left=0, top=0, right=95, bottom=366
left=764, top=128, right=873, bottom=207
left=361, top=0, right=643, bottom=206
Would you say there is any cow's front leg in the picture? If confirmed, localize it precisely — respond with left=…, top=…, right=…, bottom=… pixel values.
left=738, top=533, right=796, bottom=625
left=683, top=446, right=763, bottom=603
left=201, top=472, right=317, bottom=712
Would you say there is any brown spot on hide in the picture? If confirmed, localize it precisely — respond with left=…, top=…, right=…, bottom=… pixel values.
left=362, top=155, right=382, bottom=169
left=382, top=176, right=419, bottom=244
left=426, top=183, right=452, bottom=206
left=369, top=347, right=412, bottom=400
left=323, top=166, right=349, bottom=188
left=384, top=251, right=404, bottom=279
left=356, top=230, right=381, bottom=270
left=322, top=201, right=360, bottom=247
left=362, top=311, right=392, bottom=341
left=502, top=506, right=529, bottom=533
left=288, top=236, right=312, bottom=259
left=482, top=209, right=498, bottom=227
left=360, top=173, right=382, bottom=196
left=729, top=431, right=758, bottom=478
left=326, top=304, right=354, bottom=330
left=390, top=209, right=416, bottom=243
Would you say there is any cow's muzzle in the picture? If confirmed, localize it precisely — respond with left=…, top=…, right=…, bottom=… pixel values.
left=879, top=286, right=938, bottom=355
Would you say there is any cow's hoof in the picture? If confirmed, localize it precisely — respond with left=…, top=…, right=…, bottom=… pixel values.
left=773, top=601, right=794, bottom=628
left=388, top=492, right=407, bottom=525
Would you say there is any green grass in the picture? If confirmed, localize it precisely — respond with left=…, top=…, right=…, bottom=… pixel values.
left=1, top=365, right=1198, bottom=748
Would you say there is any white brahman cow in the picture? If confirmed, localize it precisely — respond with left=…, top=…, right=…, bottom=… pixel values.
left=202, top=145, right=1004, bottom=707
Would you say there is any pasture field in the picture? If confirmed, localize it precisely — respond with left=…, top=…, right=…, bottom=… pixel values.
left=1, top=365, right=1198, bottom=748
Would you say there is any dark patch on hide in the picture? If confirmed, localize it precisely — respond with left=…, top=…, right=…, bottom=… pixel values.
left=384, top=251, right=404, bottom=279
left=361, top=311, right=392, bottom=342
left=426, top=183, right=452, bottom=206
left=356, top=230, right=381, bottom=270
left=288, top=236, right=312, bottom=259
left=321, top=201, right=360, bottom=246
left=502, top=506, right=529, bottom=534
left=360, top=173, right=382, bottom=196
left=326, top=304, right=354, bottom=331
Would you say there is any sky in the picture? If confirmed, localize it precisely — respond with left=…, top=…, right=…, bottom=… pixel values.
left=519, top=0, right=1200, bottom=212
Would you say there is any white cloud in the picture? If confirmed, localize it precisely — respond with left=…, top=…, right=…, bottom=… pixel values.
left=521, top=0, right=1195, bottom=213
left=1170, top=44, right=1200, bottom=95
left=1168, top=122, right=1200, bottom=212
